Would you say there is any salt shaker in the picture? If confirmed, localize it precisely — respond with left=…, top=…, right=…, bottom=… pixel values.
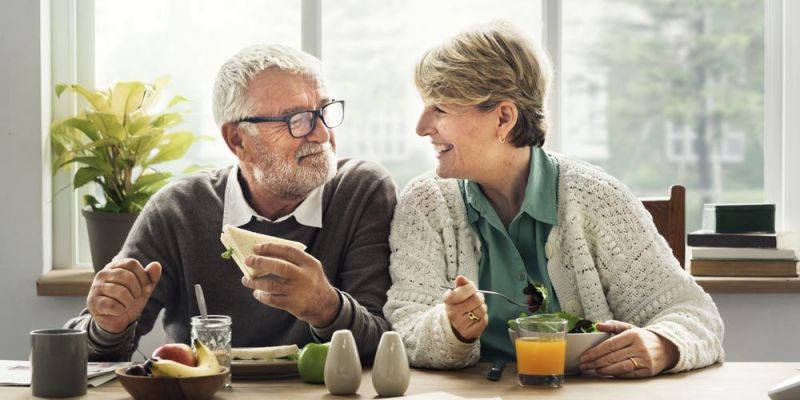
left=324, top=330, right=362, bottom=395
left=372, top=331, right=410, bottom=397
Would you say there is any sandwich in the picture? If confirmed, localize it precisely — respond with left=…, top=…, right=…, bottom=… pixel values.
left=231, top=344, right=300, bottom=362
left=219, top=224, right=306, bottom=279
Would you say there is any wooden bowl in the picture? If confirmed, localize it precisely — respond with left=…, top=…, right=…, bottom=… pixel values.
left=115, top=367, right=227, bottom=400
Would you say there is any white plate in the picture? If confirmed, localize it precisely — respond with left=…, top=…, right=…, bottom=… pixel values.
left=230, top=359, right=298, bottom=380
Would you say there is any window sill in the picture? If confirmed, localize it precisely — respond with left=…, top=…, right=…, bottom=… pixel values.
left=36, top=268, right=800, bottom=296
left=37, top=269, right=94, bottom=296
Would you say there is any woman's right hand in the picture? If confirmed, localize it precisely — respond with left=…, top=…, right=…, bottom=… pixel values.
left=444, top=275, right=488, bottom=343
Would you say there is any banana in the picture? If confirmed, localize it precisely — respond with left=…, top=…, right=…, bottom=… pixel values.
left=150, top=339, right=222, bottom=378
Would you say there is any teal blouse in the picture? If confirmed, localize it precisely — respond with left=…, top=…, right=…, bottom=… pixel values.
left=460, top=146, right=561, bottom=361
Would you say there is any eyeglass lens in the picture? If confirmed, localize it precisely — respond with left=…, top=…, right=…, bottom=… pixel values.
left=289, top=101, right=344, bottom=137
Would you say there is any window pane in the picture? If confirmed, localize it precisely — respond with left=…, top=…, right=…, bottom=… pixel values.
left=95, top=0, right=300, bottom=169
left=322, top=1, right=542, bottom=189
left=89, top=0, right=300, bottom=264
left=561, top=0, right=764, bottom=232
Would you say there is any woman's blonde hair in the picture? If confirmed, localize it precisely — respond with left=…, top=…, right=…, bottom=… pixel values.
left=414, top=21, right=551, bottom=147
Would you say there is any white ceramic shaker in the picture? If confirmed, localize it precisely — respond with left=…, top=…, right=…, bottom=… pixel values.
left=324, top=329, right=362, bottom=395
left=371, top=331, right=410, bottom=397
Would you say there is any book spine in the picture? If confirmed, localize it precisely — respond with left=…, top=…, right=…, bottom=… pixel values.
left=691, top=247, right=796, bottom=260
left=687, top=234, right=777, bottom=248
left=690, top=260, right=798, bottom=277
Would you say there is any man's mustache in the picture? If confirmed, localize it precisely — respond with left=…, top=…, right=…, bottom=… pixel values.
left=295, top=142, right=333, bottom=159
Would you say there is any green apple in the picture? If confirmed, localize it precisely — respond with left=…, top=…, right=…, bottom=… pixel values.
left=298, top=342, right=330, bottom=384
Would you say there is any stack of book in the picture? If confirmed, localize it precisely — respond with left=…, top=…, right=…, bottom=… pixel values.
left=689, top=204, right=798, bottom=277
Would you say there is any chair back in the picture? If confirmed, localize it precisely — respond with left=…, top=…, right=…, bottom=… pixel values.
left=641, top=185, right=686, bottom=268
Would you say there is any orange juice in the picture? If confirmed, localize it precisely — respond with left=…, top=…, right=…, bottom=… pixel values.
left=515, top=337, right=566, bottom=376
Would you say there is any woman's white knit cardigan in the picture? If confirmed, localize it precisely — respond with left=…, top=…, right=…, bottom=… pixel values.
left=384, top=154, right=724, bottom=371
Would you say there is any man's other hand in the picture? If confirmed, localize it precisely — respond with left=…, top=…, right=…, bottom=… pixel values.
left=87, top=258, right=162, bottom=333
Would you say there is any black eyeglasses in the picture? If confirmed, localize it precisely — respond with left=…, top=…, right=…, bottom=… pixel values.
left=235, top=100, right=345, bottom=138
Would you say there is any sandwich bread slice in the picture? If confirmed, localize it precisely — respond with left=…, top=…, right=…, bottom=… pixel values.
left=231, top=344, right=300, bottom=362
left=220, top=224, right=306, bottom=279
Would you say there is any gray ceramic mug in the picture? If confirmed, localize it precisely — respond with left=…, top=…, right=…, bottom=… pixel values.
left=30, top=329, right=87, bottom=398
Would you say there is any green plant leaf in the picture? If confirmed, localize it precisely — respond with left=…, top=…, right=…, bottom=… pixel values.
left=167, top=95, right=189, bottom=108
left=145, top=132, right=195, bottom=166
left=58, top=156, right=113, bottom=175
left=140, top=75, right=171, bottom=112
left=126, top=114, right=153, bottom=136
left=110, top=81, right=146, bottom=119
left=57, top=84, right=112, bottom=114
left=55, top=83, right=68, bottom=97
left=128, top=131, right=163, bottom=165
left=62, top=117, right=101, bottom=142
left=88, top=113, right=126, bottom=141
left=121, top=192, right=151, bottom=212
left=182, top=163, right=215, bottom=174
left=73, top=167, right=102, bottom=190
left=51, top=78, right=197, bottom=213
left=131, top=171, right=171, bottom=193
left=83, top=194, right=100, bottom=211
left=152, top=112, right=183, bottom=128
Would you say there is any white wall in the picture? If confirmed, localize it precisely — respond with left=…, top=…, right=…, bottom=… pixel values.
left=712, top=294, right=800, bottom=361
left=0, top=0, right=163, bottom=361
left=0, top=0, right=797, bottom=363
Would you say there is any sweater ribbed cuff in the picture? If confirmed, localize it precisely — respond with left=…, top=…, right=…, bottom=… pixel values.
left=88, top=319, right=137, bottom=350
left=310, top=289, right=353, bottom=342
left=643, top=323, right=684, bottom=373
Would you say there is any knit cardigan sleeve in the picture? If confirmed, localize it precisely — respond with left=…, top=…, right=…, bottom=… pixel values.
left=554, top=160, right=725, bottom=373
left=383, top=176, right=481, bottom=369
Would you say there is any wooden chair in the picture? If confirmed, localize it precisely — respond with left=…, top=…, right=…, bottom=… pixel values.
left=641, top=185, right=686, bottom=268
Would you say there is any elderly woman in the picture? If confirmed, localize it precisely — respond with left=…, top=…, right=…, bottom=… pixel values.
left=384, top=22, right=724, bottom=378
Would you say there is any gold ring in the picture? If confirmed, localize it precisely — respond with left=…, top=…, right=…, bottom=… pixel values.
left=467, top=311, right=480, bottom=322
left=629, top=358, right=639, bottom=369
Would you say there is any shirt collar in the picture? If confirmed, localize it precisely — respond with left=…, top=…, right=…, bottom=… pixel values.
left=464, top=146, right=559, bottom=226
left=222, top=164, right=324, bottom=228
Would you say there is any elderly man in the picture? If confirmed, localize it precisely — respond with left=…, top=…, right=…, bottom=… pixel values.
left=66, top=44, right=397, bottom=361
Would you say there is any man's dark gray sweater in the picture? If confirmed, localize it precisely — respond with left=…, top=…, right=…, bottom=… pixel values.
left=66, top=158, right=397, bottom=361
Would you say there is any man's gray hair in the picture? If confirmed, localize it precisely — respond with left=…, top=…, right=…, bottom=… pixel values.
left=212, top=44, right=324, bottom=127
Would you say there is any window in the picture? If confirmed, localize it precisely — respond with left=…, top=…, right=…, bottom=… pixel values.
left=53, top=0, right=783, bottom=268
left=321, top=0, right=541, bottom=186
left=54, top=0, right=301, bottom=268
left=561, top=0, right=765, bottom=231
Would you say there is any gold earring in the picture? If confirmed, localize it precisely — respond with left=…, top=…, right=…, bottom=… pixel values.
left=498, top=135, right=506, bottom=144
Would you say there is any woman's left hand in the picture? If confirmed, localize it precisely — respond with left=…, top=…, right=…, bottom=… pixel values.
left=578, top=320, right=679, bottom=378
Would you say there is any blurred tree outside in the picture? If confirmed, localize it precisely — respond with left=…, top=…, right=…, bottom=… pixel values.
left=564, top=0, right=764, bottom=231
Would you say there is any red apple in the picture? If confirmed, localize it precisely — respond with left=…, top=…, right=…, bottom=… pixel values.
left=152, top=343, right=196, bottom=366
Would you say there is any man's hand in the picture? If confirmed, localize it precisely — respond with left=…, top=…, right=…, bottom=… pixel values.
left=443, top=275, right=488, bottom=343
left=241, top=243, right=340, bottom=328
left=578, top=320, right=679, bottom=378
left=87, top=259, right=162, bottom=334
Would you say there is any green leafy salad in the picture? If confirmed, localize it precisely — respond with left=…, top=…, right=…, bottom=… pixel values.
left=508, top=311, right=599, bottom=334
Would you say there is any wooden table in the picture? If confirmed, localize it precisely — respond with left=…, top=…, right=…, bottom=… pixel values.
left=2, top=362, right=797, bottom=399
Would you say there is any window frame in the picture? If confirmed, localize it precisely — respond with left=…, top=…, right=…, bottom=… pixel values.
left=49, top=0, right=799, bottom=270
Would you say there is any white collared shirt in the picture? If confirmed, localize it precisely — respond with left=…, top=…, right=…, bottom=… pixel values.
left=222, top=164, right=323, bottom=228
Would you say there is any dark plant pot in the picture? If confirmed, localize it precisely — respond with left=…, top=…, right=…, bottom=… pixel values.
left=82, top=210, right=139, bottom=273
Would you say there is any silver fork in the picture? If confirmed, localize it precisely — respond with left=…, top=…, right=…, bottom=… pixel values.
left=440, top=285, right=528, bottom=308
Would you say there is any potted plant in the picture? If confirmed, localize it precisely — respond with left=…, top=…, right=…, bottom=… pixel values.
left=51, top=77, right=197, bottom=272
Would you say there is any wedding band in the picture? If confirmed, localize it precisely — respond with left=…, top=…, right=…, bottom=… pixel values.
left=629, top=357, right=639, bottom=369
left=467, top=311, right=481, bottom=322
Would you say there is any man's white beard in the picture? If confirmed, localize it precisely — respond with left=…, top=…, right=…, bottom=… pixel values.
left=251, top=142, right=337, bottom=200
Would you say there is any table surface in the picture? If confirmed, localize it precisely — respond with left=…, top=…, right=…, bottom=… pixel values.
left=2, top=362, right=798, bottom=399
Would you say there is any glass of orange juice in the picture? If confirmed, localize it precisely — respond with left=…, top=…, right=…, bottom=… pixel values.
left=514, top=315, right=568, bottom=388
